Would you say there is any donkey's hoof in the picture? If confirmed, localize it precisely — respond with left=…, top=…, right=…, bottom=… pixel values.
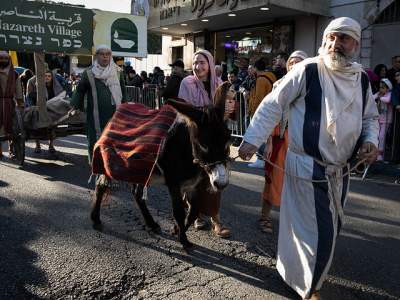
left=90, top=213, right=101, bottom=224
left=181, top=239, right=194, bottom=250
left=150, top=223, right=161, bottom=234
left=171, top=224, right=179, bottom=235
left=92, top=222, right=103, bottom=231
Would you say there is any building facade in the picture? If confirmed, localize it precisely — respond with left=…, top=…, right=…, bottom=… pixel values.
left=330, top=0, right=400, bottom=69
left=146, top=0, right=330, bottom=73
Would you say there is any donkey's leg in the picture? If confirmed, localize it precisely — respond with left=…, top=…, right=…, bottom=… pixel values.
left=168, top=186, right=193, bottom=248
left=132, top=184, right=161, bottom=233
left=185, top=196, right=199, bottom=231
left=90, top=175, right=111, bottom=228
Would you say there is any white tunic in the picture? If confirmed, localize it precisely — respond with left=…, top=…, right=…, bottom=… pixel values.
left=244, top=57, right=379, bottom=298
left=245, top=57, right=379, bottom=164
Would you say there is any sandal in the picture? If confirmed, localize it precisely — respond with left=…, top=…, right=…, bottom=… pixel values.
left=259, top=218, right=273, bottom=234
left=212, top=222, right=231, bottom=238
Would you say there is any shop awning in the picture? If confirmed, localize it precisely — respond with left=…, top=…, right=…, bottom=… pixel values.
left=148, top=1, right=329, bottom=36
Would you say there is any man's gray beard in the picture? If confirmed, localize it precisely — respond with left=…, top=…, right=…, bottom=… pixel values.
left=319, top=48, right=353, bottom=70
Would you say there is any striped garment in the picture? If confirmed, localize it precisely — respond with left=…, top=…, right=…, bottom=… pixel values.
left=92, top=103, right=177, bottom=185
left=243, top=57, right=379, bottom=298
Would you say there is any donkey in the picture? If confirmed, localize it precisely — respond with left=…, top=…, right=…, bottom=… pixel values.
left=90, top=99, right=232, bottom=248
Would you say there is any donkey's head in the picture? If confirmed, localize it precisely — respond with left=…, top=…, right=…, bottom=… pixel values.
left=167, top=98, right=232, bottom=192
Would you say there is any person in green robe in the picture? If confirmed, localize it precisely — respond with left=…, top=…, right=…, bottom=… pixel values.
left=71, top=45, right=126, bottom=163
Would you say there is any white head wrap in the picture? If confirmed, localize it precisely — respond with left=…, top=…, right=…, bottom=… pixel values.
left=95, top=44, right=111, bottom=54
left=288, top=50, right=308, bottom=61
left=286, top=50, right=308, bottom=70
left=322, top=17, right=361, bottom=46
left=381, top=78, right=393, bottom=90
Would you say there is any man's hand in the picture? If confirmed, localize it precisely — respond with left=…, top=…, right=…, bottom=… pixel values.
left=358, top=142, right=378, bottom=165
left=238, top=141, right=258, bottom=161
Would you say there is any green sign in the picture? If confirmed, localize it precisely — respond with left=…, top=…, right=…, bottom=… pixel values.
left=0, top=0, right=93, bottom=54
left=93, top=10, right=147, bottom=57
left=111, top=18, right=138, bottom=53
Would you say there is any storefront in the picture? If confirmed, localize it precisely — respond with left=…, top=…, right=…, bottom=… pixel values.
left=148, top=0, right=329, bottom=71
left=211, top=23, right=294, bottom=71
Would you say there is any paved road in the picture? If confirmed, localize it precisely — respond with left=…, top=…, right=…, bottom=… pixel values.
left=0, top=135, right=399, bottom=300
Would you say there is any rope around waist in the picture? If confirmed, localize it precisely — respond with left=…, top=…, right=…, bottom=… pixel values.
left=230, top=152, right=367, bottom=183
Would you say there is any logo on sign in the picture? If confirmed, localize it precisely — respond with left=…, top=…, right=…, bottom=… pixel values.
left=111, top=18, right=138, bottom=53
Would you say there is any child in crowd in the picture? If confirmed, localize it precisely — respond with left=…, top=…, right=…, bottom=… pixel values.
left=373, top=78, right=393, bottom=161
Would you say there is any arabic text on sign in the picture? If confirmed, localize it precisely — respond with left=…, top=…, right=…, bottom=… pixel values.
left=160, top=6, right=181, bottom=20
left=0, top=7, right=83, bottom=27
left=191, top=0, right=242, bottom=17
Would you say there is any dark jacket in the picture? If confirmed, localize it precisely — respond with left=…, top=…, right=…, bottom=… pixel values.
left=237, top=69, right=248, bottom=83
left=162, top=71, right=185, bottom=100
left=240, top=74, right=256, bottom=92
left=126, top=74, right=143, bottom=88
left=230, top=79, right=241, bottom=92
left=388, top=67, right=400, bottom=86
left=392, top=83, right=400, bottom=108
left=151, top=70, right=165, bottom=87
left=272, top=66, right=287, bottom=80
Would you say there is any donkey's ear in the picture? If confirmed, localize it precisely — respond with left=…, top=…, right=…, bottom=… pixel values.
left=166, top=99, right=203, bottom=124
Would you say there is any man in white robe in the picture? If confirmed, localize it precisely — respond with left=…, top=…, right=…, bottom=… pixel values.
left=238, top=17, right=379, bottom=299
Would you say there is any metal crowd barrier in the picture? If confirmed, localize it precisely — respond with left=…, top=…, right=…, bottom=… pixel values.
left=228, top=91, right=249, bottom=138
left=126, top=85, right=160, bottom=109
left=126, top=86, right=249, bottom=138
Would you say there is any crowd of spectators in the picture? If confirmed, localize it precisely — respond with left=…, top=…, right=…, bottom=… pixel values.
left=7, top=52, right=400, bottom=166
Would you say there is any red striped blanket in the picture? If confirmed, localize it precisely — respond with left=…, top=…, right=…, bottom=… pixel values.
left=92, top=103, right=177, bottom=185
